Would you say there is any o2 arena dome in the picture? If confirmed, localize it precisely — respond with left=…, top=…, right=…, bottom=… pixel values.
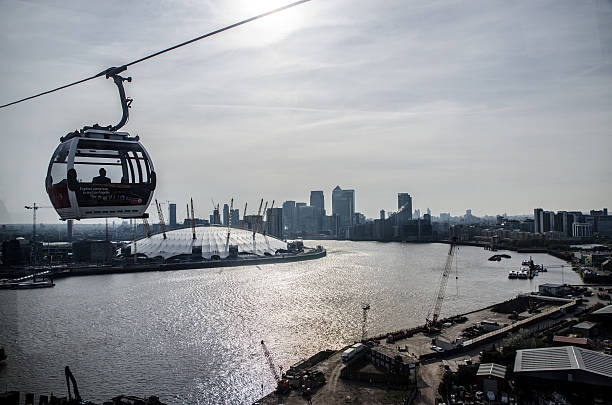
left=125, top=226, right=287, bottom=260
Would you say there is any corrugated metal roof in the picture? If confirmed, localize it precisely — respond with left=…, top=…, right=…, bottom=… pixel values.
left=124, top=226, right=287, bottom=259
left=514, top=346, right=612, bottom=379
left=553, top=336, right=589, bottom=346
left=592, top=305, right=612, bottom=316
left=476, top=363, right=506, bottom=379
left=573, top=321, right=597, bottom=330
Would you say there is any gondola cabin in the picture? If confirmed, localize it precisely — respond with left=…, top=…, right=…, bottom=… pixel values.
left=46, top=127, right=156, bottom=220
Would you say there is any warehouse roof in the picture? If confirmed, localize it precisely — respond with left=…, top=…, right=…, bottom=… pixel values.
left=476, top=363, right=506, bottom=379
left=514, top=346, right=612, bottom=379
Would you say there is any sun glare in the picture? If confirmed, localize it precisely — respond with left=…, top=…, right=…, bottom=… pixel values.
left=231, top=0, right=310, bottom=46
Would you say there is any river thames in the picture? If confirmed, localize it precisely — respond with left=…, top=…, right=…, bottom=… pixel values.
left=0, top=241, right=581, bottom=404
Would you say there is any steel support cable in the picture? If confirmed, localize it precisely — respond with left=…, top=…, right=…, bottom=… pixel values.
left=0, top=0, right=312, bottom=109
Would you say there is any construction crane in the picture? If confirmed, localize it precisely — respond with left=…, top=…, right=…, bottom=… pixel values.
left=155, top=199, right=167, bottom=239
left=260, top=340, right=290, bottom=394
left=361, top=303, right=370, bottom=341
left=24, top=203, right=52, bottom=265
left=264, top=200, right=275, bottom=236
left=190, top=198, right=196, bottom=240
left=241, top=202, right=248, bottom=230
left=65, top=366, right=82, bottom=403
left=426, top=237, right=458, bottom=329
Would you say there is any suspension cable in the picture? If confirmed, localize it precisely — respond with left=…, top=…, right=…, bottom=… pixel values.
left=0, top=0, right=312, bottom=110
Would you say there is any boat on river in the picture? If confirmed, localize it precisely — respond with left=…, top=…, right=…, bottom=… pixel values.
left=0, top=278, right=55, bottom=290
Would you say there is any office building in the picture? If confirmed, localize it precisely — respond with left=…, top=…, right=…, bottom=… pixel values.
left=169, top=203, right=177, bottom=227
left=230, top=209, right=240, bottom=227
left=282, top=201, right=296, bottom=234
left=266, top=207, right=283, bottom=238
left=332, top=186, right=355, bottom=229
left=380, top=210, right=385, bottom=220
left=310, top=191, right=324, bottom=211
left=223, top=204, right=230, bottom=227
left=398, top=193, right=412, bottom=216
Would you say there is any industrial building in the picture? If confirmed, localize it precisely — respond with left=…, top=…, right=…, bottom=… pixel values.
left=514, top=346, right=612, bottom=387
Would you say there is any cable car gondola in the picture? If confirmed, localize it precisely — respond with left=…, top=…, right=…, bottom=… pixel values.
left=45, top=67, right=156, bottom=220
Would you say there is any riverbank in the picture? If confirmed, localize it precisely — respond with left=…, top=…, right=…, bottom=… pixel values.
left=254, top=289, right=601, bottom=405
left=2, top=247, right=326, bottom=281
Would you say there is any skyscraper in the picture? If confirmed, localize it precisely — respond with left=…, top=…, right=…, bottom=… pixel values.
left=310, top=191, right=324, bottom=211
left=266, top=207, right=283, bottom=238
left=282, top=200, right=296, bottom=235
left=332, top=186, right=355, bottom=229
left=309, top=191, right=325, bottom=232
left=223, top=204, right=230, bottom=227
left=230, top=209, right=240, bottom=227
left=169, top=203, right=177, bottom=227
left=398, top=193, right=412, bottom=217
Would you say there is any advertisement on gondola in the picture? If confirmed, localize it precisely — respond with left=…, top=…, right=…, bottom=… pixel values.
left=76, top=184, right=147, bottom=207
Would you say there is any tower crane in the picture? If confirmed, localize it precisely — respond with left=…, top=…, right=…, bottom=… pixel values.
left=24, top=203, right=53, bottom=265
left=426, top=237, right=458, bottom=330
left=260, top=340, right=290, bottom=394
left=155, top=199, right=167, bottom=239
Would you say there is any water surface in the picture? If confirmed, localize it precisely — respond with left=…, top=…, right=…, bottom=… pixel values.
left=0, top=241, right=580, bottom=404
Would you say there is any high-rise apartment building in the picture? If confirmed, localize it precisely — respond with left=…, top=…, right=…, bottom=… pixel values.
left=534, top=208, right=544, bottom=233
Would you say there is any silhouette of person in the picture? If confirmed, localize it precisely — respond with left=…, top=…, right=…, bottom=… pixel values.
left=92, top=168, right=111, bottom=184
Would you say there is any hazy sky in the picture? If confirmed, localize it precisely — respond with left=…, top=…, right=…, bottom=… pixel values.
left=1, top=0, right=611, bottom=224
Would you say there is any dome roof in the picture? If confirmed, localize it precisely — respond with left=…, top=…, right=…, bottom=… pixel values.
left=127, top=226, right=287, bottom=260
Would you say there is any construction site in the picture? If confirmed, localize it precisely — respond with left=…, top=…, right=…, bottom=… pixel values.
left=253, top=241, right=612, bottom=405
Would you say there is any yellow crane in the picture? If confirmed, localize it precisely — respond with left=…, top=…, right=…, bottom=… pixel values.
left=241, top=202, right=248, bottom=230
left=264, top=200, right=275, bottom=236
left=155, top=199, right=167, bottom=239
left=225, top=198, right=234, bottom=252
left=142, top=218, right=152, bottom=237
left=190, top=198, right=196, bottom=240
left=257, top=201, right=268, bottom=235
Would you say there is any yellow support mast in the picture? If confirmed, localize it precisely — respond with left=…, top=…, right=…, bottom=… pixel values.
left=155, top=199, right=167, bottom=239
left=190, top=198, right=196, bottom=240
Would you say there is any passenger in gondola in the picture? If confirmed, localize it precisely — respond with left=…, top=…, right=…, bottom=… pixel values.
left=92, top=168, right=111, bottom=184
